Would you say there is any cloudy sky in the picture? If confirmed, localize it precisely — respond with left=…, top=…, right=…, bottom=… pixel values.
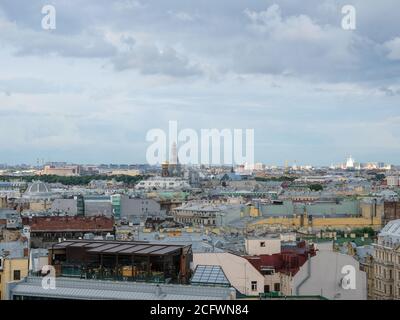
left=1, top=0, right=400, bottom=166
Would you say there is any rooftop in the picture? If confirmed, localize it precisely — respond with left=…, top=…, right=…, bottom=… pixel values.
left=378, top=219, right=400, bottom=244
left=191, top=265, right=230, bottom=287
left=52, top=239, right=190, bottom=256
left=8, top=276, right=235, bottom=300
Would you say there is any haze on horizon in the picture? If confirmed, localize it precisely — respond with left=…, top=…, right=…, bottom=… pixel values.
left=1, top=0, right=400, bottom=166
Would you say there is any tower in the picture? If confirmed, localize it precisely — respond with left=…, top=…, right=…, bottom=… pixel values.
left=168, top=141, right=181, bottom=177
left=161, top=161, right=170, bottom=177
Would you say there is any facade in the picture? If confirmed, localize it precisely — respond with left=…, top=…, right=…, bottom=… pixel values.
left=23, top=216, right=114, bottom=248
left=42, top=165, right=80, bottom=176
left=245, top=237, right=282, bottom=256
left=135, top=177, right=191, bottom=191
left=383, top=201, right=400, bottom=226
left=360, top=198, right=384, bottom=221
left=84, top=196, right=113, bottom=217
left=0, top=241, right=29, bottom=300
left=0, top=258, right=29, bottom=300
left=193, top=252, right=265, bottom=296
left=371, top=219, right=400, bottom=300
left=387, top=176, right=400, bottom=187
left=51, top=198, right=79, bottom=215
left=286, top=242, right=367, bottom=300
left=359, top=254, right=374, bottom=299
left=245, top=241, right=315, bottom=295
left=0, top=209, right=22, bottom=229
left=172, top=203, right=222, bottom=227
left=110, top=169, right=140, bottom=176
left=0, top=196, right=7, bottom=208
left=120, top=196, right=164, bottom=219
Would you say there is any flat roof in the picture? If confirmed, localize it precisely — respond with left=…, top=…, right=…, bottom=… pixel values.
left=52, top=240, right=189, bottom=256
left=9, top=276, right=234, bottom=300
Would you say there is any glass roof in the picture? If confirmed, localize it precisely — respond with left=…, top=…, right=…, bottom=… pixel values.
left=191, top=265, right=230, bottom=286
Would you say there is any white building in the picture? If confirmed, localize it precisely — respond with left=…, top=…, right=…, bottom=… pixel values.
left=193, top=252, right=265, bottom=296
left=387, top=176, right=400, bottom=187
left=245, top=238, right=281, bottom=256
left=346, top=156, right=355, bottom=169
left=284, top=242, right=367, bottom=300
left=135, top=177, right=191, bottom=191
left=372, top=219, right=400, bottom=299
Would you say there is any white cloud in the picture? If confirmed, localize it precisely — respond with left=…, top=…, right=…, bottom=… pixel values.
left=168, top=10, right=196, bottom=22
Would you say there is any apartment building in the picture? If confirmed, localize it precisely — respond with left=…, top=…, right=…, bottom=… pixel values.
left=372, top=219, right=400, bottom=299
left=0, top=241, right=29, bottom=300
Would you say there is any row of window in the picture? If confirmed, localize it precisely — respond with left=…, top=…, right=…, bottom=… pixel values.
left=375, top=249, right=400, bottom=264
left=375, top=280, right=393, bottom=295
left=250, top=281, right=280, bottom=293
left=0, top=270, right=21, bottom=283
left=175, top=218, right=216, bottom=225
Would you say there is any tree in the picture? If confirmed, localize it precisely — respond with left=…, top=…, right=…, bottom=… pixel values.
left=309, top=184, right=323, bottom=192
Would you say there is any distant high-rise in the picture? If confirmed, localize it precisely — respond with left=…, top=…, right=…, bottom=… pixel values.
left=346, top=156, right=355, bottom=169
left=169, top=141, right=181, bottom=177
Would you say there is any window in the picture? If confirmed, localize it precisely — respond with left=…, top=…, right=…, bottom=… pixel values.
left=261, top=269, right=274, bottom=276
left=13, top=270, right=21, bottom=281
left=260, top=242, right=266, bottom=247
left=264, top=285, right=270, bottom=293
left=251, top=281, right=257, bottom=291
left=274, top=283, right=281, bottom=292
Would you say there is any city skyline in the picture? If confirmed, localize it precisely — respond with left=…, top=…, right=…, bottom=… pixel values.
left=1, top=0, right=400, bottom=165
left=0, top=155, right=397, bottom=168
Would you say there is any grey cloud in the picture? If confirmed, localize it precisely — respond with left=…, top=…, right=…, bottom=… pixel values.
left=112, top=44, right=202, bottom=77
left=384, top=37, right=400, bottom=61
left=379, top=86, right=400, bottom=96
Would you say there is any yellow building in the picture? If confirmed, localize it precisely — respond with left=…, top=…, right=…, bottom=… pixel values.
left=248, top=210, right=381, bottom=231
left=42, top=165, right=80, bottom=176
left=29, top=200, right=52, bottom=211
left=110, top=169, right=140, bottom=176
left=0, top=197, right=7, bottom=209
left=360, top=200, right=384, bottom=220
left=0, top=257, right=29, bottom=300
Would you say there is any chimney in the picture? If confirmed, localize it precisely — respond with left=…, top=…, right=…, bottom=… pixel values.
left=155, top=285, right=162, bottom=297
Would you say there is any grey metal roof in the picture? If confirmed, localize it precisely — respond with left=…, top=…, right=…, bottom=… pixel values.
left=54, top=240, right=189, bottom=256
left=0, top=241, right=26, bottom=258
left=87, top=244, right=121, bottom=253
left=9, top=276, right=235, bottom=300
left=0, top=209, right=19, bottom=219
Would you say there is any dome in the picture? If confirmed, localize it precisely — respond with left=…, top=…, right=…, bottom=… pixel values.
left=26, top=181, right=50, bottom=193
left=23, top=181, right=53, bottom=199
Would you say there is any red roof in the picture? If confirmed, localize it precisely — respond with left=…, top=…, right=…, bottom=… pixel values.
left=244, top=241, right=316, bottom=276
left=24, top=216, right=114, bottom=232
